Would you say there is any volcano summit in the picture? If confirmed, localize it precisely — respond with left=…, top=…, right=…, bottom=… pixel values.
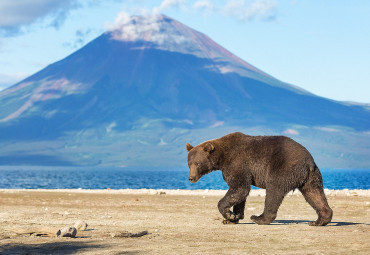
left=0, top=15, right=369, bottom=167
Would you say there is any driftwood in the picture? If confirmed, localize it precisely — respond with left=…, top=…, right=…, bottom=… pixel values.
left=112, top=230, right=148, bottom=238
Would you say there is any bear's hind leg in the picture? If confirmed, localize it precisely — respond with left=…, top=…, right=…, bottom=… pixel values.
left=299, top=186, right=333, bottom=226
left=251, top=189, right=286, bottom=225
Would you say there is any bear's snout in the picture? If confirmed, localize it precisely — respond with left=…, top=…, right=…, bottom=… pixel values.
left=188, top=175, right=198, bottom=183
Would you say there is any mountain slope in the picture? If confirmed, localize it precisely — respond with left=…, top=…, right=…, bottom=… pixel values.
left=0, top=15, right=369, bottom=167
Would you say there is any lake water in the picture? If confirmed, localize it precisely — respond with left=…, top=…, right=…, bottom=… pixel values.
left=0, top=167, right=369, bottom=190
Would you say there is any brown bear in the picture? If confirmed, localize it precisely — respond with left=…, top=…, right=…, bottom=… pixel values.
left=186, top=132, right=333, bottom=226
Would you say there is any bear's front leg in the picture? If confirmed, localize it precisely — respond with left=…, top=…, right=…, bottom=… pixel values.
left=233, top=199, right=246, bottom=220
left=218, top=187, right=250, bottom=224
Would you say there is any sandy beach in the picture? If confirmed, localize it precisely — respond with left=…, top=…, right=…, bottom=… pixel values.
left=0, top=189, right=369, bottom=254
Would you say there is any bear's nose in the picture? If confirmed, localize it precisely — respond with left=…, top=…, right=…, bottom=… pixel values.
left=189, top=176, right=195, bottom=182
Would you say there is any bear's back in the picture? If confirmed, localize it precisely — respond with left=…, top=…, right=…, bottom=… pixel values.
left=218, top=132, right=314, bottom=168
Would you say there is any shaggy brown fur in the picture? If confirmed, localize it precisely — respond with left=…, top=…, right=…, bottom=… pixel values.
left=186, top=132, right=333, bottom=226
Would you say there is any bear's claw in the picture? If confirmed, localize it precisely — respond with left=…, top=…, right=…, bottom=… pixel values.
left=223, top=211, right=240, bottom=224
left=222, top=219, right=239, bottom=224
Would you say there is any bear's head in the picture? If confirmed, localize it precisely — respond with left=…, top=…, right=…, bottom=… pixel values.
left=186, top=142, right=217, bottom=183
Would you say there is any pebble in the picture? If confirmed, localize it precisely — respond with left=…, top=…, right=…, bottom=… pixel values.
left=57, top=227, right=77, bottom=238
left=74, top=220, right=88, bottom=231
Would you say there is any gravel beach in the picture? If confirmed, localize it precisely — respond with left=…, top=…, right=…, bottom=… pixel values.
left=0, top=189, right=369, bottom=254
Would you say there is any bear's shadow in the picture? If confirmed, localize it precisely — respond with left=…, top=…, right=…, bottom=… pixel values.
left=239, top=220, right=368, bottom=226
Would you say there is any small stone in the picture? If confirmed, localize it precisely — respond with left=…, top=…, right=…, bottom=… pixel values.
left=74, top=220, right=88, bottom=231
left=350, top=191, right=358, bottom=196
left=57, top=227, right=77, bottom=238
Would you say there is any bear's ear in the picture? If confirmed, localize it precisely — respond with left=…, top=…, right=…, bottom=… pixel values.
left=186, top=143, right=194, bottom=151
left=203, top=142, right=215, bottom=153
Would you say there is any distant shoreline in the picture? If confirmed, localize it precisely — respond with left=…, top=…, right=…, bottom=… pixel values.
left=1, top=188, right=369, bottom=197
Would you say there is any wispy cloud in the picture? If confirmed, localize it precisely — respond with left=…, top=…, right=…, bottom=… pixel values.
left=153, top=0, right=187, bottom=14
left=106, top=0, right=279, bottom=44
left=193, top=0, right=214, bottom=14
left=151, top=0, right=277, bottom=20
left=106, top=13, right=189, bottom=45
left=0, top=0, right=278, bottom=37
left=147, top=0, right=278, bottom=21
left=0, top=0, right=81, bottom=36
left=223, top=0, right=277, bottom=21
left=63, top=28, right=93, bottom=49
left=283, top=128, right=299, bottom=135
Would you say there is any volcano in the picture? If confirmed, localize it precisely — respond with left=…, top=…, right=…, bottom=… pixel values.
left=0, top=15, right=369, bottom=167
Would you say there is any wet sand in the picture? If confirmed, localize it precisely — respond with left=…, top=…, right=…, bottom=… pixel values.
left=0, top=189, right=369, bottom=254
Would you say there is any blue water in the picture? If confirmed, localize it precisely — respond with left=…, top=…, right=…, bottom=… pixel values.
left=0, top=166, right=369, bottom=190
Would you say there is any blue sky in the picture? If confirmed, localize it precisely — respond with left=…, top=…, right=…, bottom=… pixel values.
left=0, top=0, right=369, bottom=103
